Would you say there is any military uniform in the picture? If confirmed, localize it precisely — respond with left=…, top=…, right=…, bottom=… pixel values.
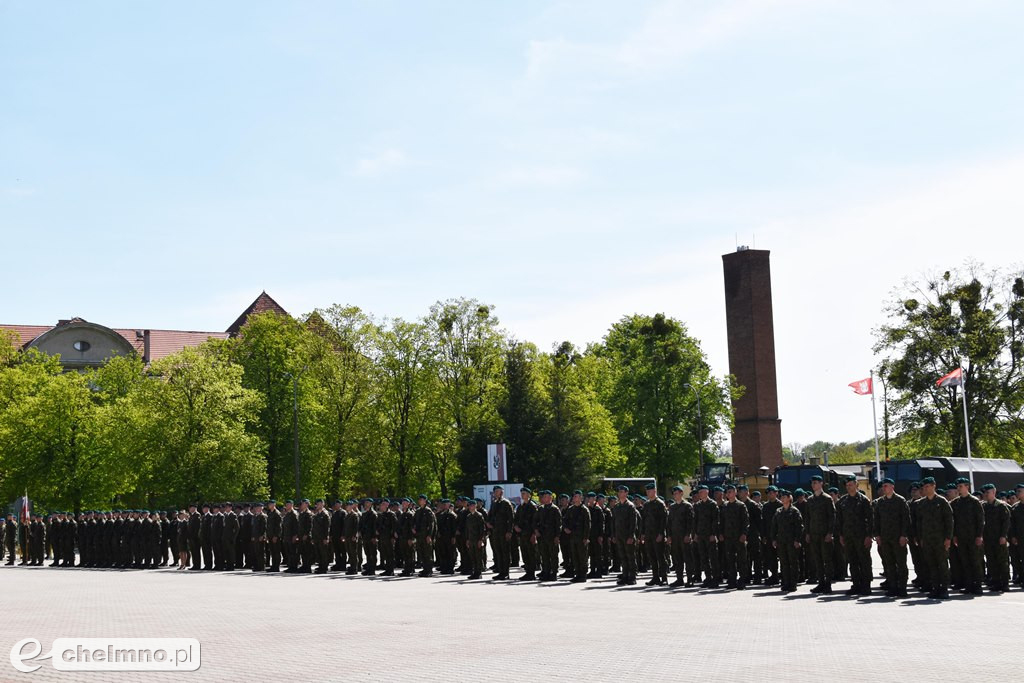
left=668, top=493, right=694, bottom=587
left=982, top=488, right=1011, bottom=592
left=720, top=495, right=749, bottom=589
left=265, top=504, right=283, bottom=571
left=513, top=493, right=539, bottom=580
left=873, top=488, right=911, bottom=596
left=951, top=490, right=985, bottom=593
left=1011, top=491, right=1024, bottom=586
left=693, top=495, right=721, bottom=587
left=761, top=491, right=783, bottom=584
left=770, top=499, right=803, bottom=592
left=611, top=492, right=639, bottom=585
left=642, top=491, right=668, bottom=586
left=298, top=504, right=315, bottom=573
left=312, top=505, right=332, bottom=573
left=914, top=488, right=954, bottom=598
left=741, top=492, right=763, bottom=584
left=375, top=504, right=397, bottom=575
left=282, top=506, right=300, bottom=572
left=488, top=492, right=514, bottom=579
left=200, top=509, right=213, bottom=570
left=436, top=502, right=458, bottom=574
left=343, top=504, right=362, bottom=574
left=414, top=499, right=438, bottom=577
left=250, top=507, right=267, bottom=571
left=359, top=503, right=378, bottom=575
left=564, top=497, right=591, bottom=582
left=837, top=489, right=873, bottom=594
left=587, top=499, right=605, bottom=578
left=805, top=487, right=836, bottom=592
left=536, top=495, right=562, bottom=581
left=329, top=505, right=347, bottom=571
left=464, top=504, right=487, bottom=579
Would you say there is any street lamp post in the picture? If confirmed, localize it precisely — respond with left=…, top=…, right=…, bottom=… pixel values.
left=282, top=366, right=308, bottom=500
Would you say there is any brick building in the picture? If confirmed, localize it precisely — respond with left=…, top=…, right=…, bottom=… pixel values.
left=0, top=291, right=287, bottom=371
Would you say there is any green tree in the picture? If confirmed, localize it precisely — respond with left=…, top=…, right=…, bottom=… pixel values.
left=125, top=346, right=267, bottom=506
left=875, top=265, right=1024, bottom=460
left=425, top=298, right=507, bottom=490
left=222, top=312, right=329, bottom=498
left=595, top=313, right=737, bottom=485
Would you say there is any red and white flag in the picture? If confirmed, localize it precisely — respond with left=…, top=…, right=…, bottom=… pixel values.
left=20, top=493, right=30, bottom=523
left=936, top=367, right=963, bottom=388
left=848, top=377, right=873, bottom=395
left=487, top=443, right=507, bottom=482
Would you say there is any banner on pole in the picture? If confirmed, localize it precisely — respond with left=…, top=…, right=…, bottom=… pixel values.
left=486, top=443, right=507, bottom=482
left=848, top=377, right=873, bottom=395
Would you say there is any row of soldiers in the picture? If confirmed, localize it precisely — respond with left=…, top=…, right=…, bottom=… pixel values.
left=5, top=480, right=1024, bottom=600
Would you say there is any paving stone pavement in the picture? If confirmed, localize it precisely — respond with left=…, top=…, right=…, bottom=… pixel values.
left=1, top=561, right=1020, bottom=682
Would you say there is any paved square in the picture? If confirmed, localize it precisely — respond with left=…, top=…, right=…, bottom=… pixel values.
left=2, top=562, right=1020, bottom=682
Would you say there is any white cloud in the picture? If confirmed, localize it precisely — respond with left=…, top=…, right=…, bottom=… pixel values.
left=353, top=148, right=410, bottom=177
left=493, top=165, right=586, bottom=188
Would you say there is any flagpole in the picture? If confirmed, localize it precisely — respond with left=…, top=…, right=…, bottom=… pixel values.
left=960, top=367, right=975, bottom=491
left=870, top=370, right=882, bottom=493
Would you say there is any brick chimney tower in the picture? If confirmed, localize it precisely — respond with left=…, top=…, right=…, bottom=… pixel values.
left=722, top=247, right=784, bottom=476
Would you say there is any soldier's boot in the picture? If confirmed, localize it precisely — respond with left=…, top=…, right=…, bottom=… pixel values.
left=517, top=572, right=536, bottom=581
left=969, top=582, right=984, bottom=595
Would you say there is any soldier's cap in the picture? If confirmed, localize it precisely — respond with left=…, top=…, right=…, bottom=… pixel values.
left=736, top=484, right=748, bottom=491
left=955, top=477, right=970, bottom=486
left=242, top=502, right=251, bottom=508
left=572, top=489, right=583, bottom=496
left=616, top=485, right=629, bottom=492
left=253, top=501, right=263, bottom=507
left=475, top=498, right=484, bottom=503
left=779, top=490, right=792, bottom=498
left=267, top=500, right=276, bottom=505
left=671, top=485, right=683, bottom=493
left=596, top=493, right=606, bottom=500
left=920, top=477, right=936, bottom=486
left=766, top=485, right=778, bottom=492
left=314, top=498, right=325, bottom=504
left=492, top=485, right=503, bottom=492
left=468, top=499, right=478, bottom=506
left=644, top=483, right=656, bottom=491
left=723, top=484, right=736, bottom=491
left=751, top=491, right=761, bottom=497
left=539, top=489, right=552, bottom=496
left=301, top=498, right=311, bottom=504
left=711, top=486, right=724, bottom=493
left=557, top=493, right=569, bottom=499
left=793, top=488, right=805, bottom=496
left=201, top=503, right=210, bottom=508
left=223, top=502, right=233, bottom=507
left=361, top=497, right=373, bottom=503
left=697, top=485, right=709, bottom=491
left=943, top=482, right=957, bottom=491
left=982, top=483, right=997, bottom=491
left=909, top=482, right=920, bottom=490
left=809, top=475, right=823, bottom=482
left=521, top=487, right=533, bottom=494
left=440, top=498, right=451, bottom=504
left=419, top=494, right=429, bottom=500
left=827, top=487, right=839, bottom=494
left=844, top=475, right=857, bottom=483
left=1016, top=483, right=1024, bottom=490
left=586, top=491, right=597, bottom=498
left=346, top=499, right=357, bottom=505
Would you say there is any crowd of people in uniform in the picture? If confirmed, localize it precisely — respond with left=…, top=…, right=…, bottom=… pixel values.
left=4, top=477, right=1024, bottom=600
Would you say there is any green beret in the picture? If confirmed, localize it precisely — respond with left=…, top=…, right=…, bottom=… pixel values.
left=468, top=499, right=478, bottom=505
left=920, top=477, right=936, bottom=485
left=712, top=486, right=724, bottom=493
left=723, top=484, right=736, bottom=491
left=944, top=482, right=957, bottom=491
left=844, top=475, right=857, bottom=483
left=491, top=486, right=503, bottom=492
left=301, top=498, right=310, bottom=504
left=881, top=478, right=895, bottom=485
left=586, top=491, right=597, bottom=498
left=671, top=486, right=683, bottom=493
left=955, top=477, right=970, bottom=486
left=736, top=484, right=748, bottom=491
left=440, top=498, right=451, bottom=504
left=779, top=490, right=792, bottom=498
left=697, top=485, right=709, bottom=491
left=314, top=498, right=324, bottom=504
left=284, top=499, right=294, bottom=504
left=810, top=475, right=823, bottom=482
left=596, top=493, right=606, bottom=500
left=982, top=483, right=996, bottom=491
left=521, top=487, right=533, bottom=494
left=616, top=485, right=629, bottom=492
left=573, top=489, right=583, bottom=496
left=827, top=487, right=839, bottom=494
left=557, top=493, right=569, bottom=499
left=419, top=494, right=428, bottom=500
left=909, top=482, right=920, bottom=489
left=644, top=483, right=656, bottom=490
left=539, top=489, right=552, bottom=495
left=794, top=488, right=805, bottom=496
left=766, top=485, right=778, bottom=492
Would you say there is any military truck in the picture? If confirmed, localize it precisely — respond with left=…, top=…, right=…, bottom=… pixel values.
left=874, top=457, right=1024, bottom=497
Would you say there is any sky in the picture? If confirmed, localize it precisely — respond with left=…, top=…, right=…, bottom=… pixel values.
left=3, top=0, right=1024, bottom=447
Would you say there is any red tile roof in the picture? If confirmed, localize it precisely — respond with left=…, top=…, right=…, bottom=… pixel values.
left=226, top=291, right=289, bottom=337
left=0, top=290, right=287, bottom=363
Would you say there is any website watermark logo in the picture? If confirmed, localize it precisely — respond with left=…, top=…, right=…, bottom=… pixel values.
left=11, top=638, right=200, bottom=673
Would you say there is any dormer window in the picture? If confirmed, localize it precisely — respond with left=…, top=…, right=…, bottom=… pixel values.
left=73, top=340, right=91, bottom=352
